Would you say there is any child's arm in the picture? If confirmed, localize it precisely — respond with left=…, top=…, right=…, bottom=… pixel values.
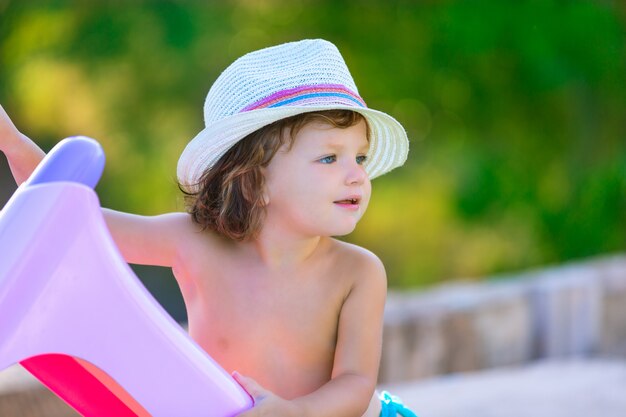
left=0, top=105, right=46, bottom=185
left=234, top=250, right=387, bottom=417
left=99, top=209, right=192, bottom=267
left=0, top=104, right=186, bottom=268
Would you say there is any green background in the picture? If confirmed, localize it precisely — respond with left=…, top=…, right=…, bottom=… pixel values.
left=1, top=1, right=624, bottom=321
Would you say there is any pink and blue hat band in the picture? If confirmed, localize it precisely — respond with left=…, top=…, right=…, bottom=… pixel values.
left=240, top=83, right=367, bottom=112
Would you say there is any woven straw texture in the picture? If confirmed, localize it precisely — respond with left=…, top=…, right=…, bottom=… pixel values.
left=177, top=39, right=409, bottom=191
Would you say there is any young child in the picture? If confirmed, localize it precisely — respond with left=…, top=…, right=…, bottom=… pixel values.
left=0, top=39, right=417, bottom=417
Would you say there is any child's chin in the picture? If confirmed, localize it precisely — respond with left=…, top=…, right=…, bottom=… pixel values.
left=329, top=224, right=358, bottom=237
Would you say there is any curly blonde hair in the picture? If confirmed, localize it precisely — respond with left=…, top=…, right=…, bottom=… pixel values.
left=179, top=110, right=369, bottom=241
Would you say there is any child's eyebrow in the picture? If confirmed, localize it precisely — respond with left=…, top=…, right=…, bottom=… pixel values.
left=321, top=141, right=370, bottom=151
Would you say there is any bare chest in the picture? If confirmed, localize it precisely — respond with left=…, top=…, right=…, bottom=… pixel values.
left=175, top=254, right=349, bottom=396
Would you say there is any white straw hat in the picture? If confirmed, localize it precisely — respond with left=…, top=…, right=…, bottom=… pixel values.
left=177, top=39, right=409, bottom=192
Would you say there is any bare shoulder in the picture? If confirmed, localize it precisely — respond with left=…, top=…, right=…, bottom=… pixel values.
left=138, top=211, right=205, bottom=252
left=326, top=238, right=387, bottom=290
left=150, top=211, right=202, bottom=237
left=157, top=212, right=227, bottom=274
left=152, top=212, right=221, bottom=257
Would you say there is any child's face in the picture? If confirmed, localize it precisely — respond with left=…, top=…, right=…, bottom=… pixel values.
left=264, top=119, right=371, bottom=237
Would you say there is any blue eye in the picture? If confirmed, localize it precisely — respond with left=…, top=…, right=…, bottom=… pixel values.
left=319, top=155, right=336, bottom=164
left=356, top=155, right=368, bottom=165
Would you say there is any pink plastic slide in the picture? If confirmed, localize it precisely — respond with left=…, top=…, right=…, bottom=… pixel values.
left=0, top=137, right=253, bottom=416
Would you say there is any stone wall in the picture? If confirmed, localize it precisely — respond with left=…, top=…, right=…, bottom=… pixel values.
left=378, top=254, right=626, bottom=383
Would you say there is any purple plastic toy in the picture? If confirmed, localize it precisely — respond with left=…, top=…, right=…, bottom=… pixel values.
left=0, top=137, right=253, bottom=416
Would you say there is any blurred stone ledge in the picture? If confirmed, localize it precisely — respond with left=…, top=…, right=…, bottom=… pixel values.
left=0, top=365, right=78, bottom=416
left=378, top=358, right=626, bottom=417
left=379, top=253, right=626, bottom=383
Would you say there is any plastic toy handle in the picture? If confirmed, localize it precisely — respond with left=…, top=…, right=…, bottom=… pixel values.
left=25, top=136, right=105, bottom=188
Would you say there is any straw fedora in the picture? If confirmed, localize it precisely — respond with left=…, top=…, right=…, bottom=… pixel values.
left=177, top=39, right=409, bottom=192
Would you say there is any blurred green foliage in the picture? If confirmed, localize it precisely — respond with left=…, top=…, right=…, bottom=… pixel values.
left=1, top=0, right=625, bottom=291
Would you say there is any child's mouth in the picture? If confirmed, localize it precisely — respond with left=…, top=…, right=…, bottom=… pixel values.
left=335, top=199, right=359, bottom=205
left=333, top=197, right=361, bottom=210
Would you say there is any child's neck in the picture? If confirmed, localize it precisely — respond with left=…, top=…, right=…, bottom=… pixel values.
left=243, top=226, right=326, bottom=271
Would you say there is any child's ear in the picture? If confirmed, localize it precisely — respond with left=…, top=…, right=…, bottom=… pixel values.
left=261, top=185, right=270, bottom=206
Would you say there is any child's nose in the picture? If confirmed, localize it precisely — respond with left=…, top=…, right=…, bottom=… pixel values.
left=345, top=161, right=368, bottom=185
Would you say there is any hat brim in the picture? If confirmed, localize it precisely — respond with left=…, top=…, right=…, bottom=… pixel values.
left=177, top=106, right=408, bottom=192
